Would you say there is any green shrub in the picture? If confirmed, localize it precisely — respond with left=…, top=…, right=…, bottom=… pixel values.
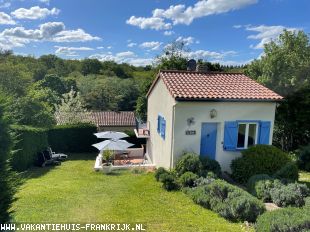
left=304, top=197, right=310, bottom=209
left=175, top=153, right=202, bottom=176
left=159, top=172, right=180, bottom=191
left=231, top=145, right=291, bottom=183
left=199, top=156, right=221, bottom=177
left=48, top=123, right=97, bottom=153
left=0, top=98, right=18, bottom=223
left=298, top=145, right=310, bottom=171
left=194, top=172, right=217, bottom=187
left=179, top=172, right=198, bottom=187
left=273, top=162, right=299, bottom=181
left=256, top=207, right=310, bottom=232
left=270, top=182, right=310, bottom=207
left=11, top=125, right=48, bottom=171
left=188, top=179, right=265, bottom=222
left=154, top=167, right=168, bottom=181
left=247, top=174, right=275, bottom=202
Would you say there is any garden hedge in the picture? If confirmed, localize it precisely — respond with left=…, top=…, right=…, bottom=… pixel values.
left=187, top=179, right=265, bottom=222
left=48, top=123, right=97, bottom=153
left=256, top=206, right=310, bottom=232
left=231, top=145, right=292, bottom=183
left=0, top=100, right=17, bottom=223
left=11, top=125, right=48, bottom=171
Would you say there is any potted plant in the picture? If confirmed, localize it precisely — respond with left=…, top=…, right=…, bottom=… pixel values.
left=102, top=149, right=113, bottom=174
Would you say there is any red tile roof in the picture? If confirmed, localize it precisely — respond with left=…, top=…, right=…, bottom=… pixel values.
left=55, top=111, right=136, bottom=127
left=147, top=70, right=283, bottom=101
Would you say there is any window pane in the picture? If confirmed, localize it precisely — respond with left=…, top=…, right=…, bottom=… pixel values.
left=237, top=124, right=246, bottom=148
left=248, top=124, right=257, bottom=147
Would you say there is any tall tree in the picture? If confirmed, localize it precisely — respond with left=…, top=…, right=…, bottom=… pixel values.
left=156, top=41, right=189, bottom=70
left=246, top=30, right=310, bottom=151
left=55, top=89, right=90, bottom=125
left=81, top=59, right=102, bottom=76
left=0, top=95, right=17, bottom=223
left=246, top=30, right=310, bottom=96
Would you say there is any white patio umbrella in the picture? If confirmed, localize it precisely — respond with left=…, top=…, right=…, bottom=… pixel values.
left=94, top=131, right=129, bottom=140
left=92, top=139, right=134, bottom=151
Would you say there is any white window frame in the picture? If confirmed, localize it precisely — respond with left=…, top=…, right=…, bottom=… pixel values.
left=237, top=122, right=258, bottom=149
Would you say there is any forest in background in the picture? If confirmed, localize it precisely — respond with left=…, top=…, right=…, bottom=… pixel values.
left=0, top=40, right=244, bottom=128
left=0, top=30, right=309, bottom=151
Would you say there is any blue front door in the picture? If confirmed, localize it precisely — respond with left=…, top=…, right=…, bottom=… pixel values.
left=200, top=123, right=217, bottom=159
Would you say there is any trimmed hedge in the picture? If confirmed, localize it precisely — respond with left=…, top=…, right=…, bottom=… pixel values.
left=154, top=167, right=168, bottom=181
left=273, top=162, right=299, bottom=181
left=231, top=145, right=291, bottom=183
left=270, top=182, right=310, bottom=207
left=48, top=123, right=97, bottom=153
left=187, top=179, right=265, bottom=222
left=175, top=152, right=221, bottom=177
left=298, top=145, right=310, bottom=171
left=0, top=100, right=17, bottom=223
left=159, top=172, right=180, bottom=191
left=11, top=125, right=48, bottom=171
left=247, top=174, right=275, bottom=202
left=256, top=206, right=310, bottom=232
left=179, top=171, right=198, bottom=187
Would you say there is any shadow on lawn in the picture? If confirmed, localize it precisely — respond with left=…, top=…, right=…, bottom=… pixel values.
left=20, top=153, right=97, bottom=180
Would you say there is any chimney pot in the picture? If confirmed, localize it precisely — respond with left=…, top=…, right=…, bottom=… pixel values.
left=187, top=59, right=197, bottom=71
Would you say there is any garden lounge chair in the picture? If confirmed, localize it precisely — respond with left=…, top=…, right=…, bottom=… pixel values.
left=47, top=147, right=68, bottom=161
left=37, top=150, right=61, bottom=167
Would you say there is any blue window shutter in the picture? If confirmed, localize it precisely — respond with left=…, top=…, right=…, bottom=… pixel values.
left=223, top=121, right=238, bottom=151
left=259, top=121, right=271, bottom=145
left=161, top=118, right=166, bottom=139
left=157, top=115, right=161, bottom=133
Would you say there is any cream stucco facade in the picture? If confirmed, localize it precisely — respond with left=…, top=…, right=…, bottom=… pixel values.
left=146, top=78, right=277, bottom=172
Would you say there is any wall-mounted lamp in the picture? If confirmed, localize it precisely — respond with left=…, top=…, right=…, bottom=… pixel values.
left=210, top=109, right=217, bottom=118
left=187, top=117, right=195, bottom=126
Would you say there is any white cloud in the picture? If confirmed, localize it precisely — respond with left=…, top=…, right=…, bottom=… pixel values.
left=11, top=6, right=60, bottom=20
left=0, top=22, right=100, bottom=49
left=55, top=46, right=93, bottom=56
left=163, top=30, right=174, bottom=36
left=89, top=51, right=153, bottom=67
left=127, top=42, right=137, bottom=47
left=210, top=59, right=252, bottom=66
left=233, top=24, right=242, bottom=29
left=0, top=1, right=10, bottom=8
left=176, top=36, right=196, bottom=45
left=127, top=0, right=257, bottom=30
left=116, top=51, right=135, bottom=58
left=39, top=0, right=50, bottom=5
left=243, top=25, right=298, bottom=49
left=140, top=41, right=162, bottom=50
left=107, top=46, right=112, bottom=49
left=185, top=49, right=236, bottom=60
left=0, top=12, right=15, bottom=24
left=126, top=16, right=171, bottom=30
left=97, top=46, right=104, bottom=49
left=52, top=28, right=100, bottom=42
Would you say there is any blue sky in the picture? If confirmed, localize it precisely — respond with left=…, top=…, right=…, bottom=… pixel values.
left=0, top=0, right=309, bottom=66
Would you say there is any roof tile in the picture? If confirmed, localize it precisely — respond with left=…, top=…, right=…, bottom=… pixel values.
left=159, top=70, right=283, bottom=101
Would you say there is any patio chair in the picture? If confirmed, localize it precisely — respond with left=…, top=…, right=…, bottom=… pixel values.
left=47, top=147, right=68, bottom=161
left=37, top=151, right=61, bottom=167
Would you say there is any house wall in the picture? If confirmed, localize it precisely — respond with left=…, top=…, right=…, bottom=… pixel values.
left=146, top=78, right=176, bottom=169
left=173, top=101, right=277, bottom=172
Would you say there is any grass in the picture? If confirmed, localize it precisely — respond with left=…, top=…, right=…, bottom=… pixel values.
left=12, top=153, right=245, bottom=232
left=299, top=171, right=310, bottom=188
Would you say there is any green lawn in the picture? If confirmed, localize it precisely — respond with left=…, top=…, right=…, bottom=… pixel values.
left=299, top=171, right=310, bottom=188
left=12, top=153, right=244, bottom=232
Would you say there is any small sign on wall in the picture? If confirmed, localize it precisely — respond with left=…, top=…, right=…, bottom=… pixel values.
left=185, top=130, right=196, bottom=135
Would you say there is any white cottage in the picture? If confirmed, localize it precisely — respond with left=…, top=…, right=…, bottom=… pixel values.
left=137, top=69, right=283, bottom=172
